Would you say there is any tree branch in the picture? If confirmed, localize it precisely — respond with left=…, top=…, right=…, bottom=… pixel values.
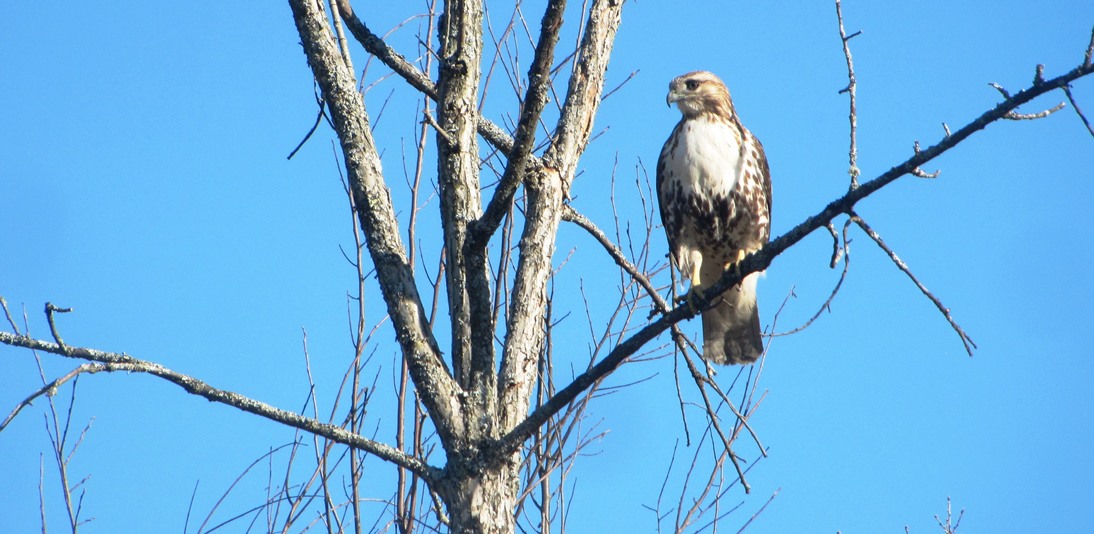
left=434, top=0, right=488, bottom=393
left=560, top=204, right=662, bottom=307
left=835, top=0, right=861, bottom=190
left=288, top=0, right=463, bottom=447
left=1063, top=85, right=1094, bottom=138
left=540, top=0, right=623, bottom=189
left=849, top=212, right=977, bottom=356
left=469, top=0, right=568, bottom=247
left=496, top=0, right=624, bottom=434
left=0, top=331, right=442, bottom=482
left=2, top=363, right=116, bottom=432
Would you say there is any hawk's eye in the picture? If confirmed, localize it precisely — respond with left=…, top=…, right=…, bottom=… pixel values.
left=685, top=80, right=700, bottom=91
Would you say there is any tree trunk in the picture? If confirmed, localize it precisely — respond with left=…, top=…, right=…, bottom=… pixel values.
left=437, top=452, right=521, bottom=534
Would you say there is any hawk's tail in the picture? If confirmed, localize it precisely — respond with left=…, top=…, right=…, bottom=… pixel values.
left=701, top=272, right=764, bottom=365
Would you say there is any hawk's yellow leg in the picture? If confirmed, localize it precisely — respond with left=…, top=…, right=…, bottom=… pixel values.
left=676, top=261, right=707, bottom=313
left=677, top=249, right=755, bottom=312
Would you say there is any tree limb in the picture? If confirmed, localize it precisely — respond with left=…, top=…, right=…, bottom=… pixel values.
left=0, top=331, right=442, bottom=482
left=469, top=0, right=568, bottom=247
left=2, top=363, right=114, bottom=432
left=434, top=0, right=488, bottom=394
left=462, top=0, right=570, bottom=419
left=496, top=0, right=624, bottom=434
left=287, top=0, right=464, bottom=447
left=335, top=0, right=520, bottom=157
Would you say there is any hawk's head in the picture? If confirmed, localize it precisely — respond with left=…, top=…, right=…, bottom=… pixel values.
left=666, top=71, right=735, bottom=121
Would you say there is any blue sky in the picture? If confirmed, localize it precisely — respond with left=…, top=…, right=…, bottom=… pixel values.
left=3, top=1, right=1093, bottom=532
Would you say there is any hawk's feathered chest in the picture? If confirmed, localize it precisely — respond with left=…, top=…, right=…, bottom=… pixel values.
left=656, top=116, right=771, bottom=267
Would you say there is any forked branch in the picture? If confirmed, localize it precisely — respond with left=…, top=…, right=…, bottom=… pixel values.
left=0, top=329, right=442, bottom=482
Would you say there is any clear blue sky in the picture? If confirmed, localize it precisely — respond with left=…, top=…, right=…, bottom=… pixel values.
left=3, top=1, right=1093, bottom=532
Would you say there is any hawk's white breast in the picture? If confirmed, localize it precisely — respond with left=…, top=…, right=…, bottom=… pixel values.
left=666, top=118, right=743, bottom=199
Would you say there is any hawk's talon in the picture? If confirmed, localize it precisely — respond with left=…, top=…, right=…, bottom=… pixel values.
left=725, top=249, right=750, bottom=279
left=676, top=285, right=707, bottom=314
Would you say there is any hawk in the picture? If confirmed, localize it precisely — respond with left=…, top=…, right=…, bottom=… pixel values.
left=656, top=71, right=772, bottom=365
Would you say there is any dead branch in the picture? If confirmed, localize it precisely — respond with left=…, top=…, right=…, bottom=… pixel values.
left=0, top=330, right=441, bottom=482
left=397, top=13, right=440, bottom=520
left=849, top=211, right=977, bottom=356
left=561, top=204, right=663, bottom=311
left=933, top=497, right=965, bottom=534
left=288, top=0, right=464, bottom=449
left=1, top=363, right=131, bottom=432
left=495, top=0, right=625, bottom=439
left=1005, top=101, right=1066, bottom=120
left=335, top=0, right=523, bottom=158
left=470, top=0, right=567, bottom=246
left=735, top=488, right=780, bottom=534
left=835, top=0, right=861, bottom=189
left=434, top=0, right=490, bottom=393
left=770, top=219, right=853, bottom=337
left=1063, top=85, right=1094, bottom=138
left=991, top=73, right=1067, bottom=121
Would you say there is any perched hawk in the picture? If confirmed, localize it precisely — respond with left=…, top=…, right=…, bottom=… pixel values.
left=656, top=71, right=772, bottom=365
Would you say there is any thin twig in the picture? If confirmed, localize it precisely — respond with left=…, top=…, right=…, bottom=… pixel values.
left=560, top=204, right=663, bottom=312
left=911, top=140, right=941, bottom=178
left=850, top=211, right=977, bottom=356
left=989, top=82, right=1012, bottom=99
left=1, top=363, right=127, bottom=432
left=328, top=0, right=355, bottom=72
left=1086, top=25, right=1094, bottom=69
left=992, top=80, right=1067, bottom=120
left=287, top=82, right=334, bottom=160
left=1063, top=85, right=1094, bottom=138
left=420, top=108, right=456, bottom=146
left=771, top=219, right=854, bottom=337
left=835, top=0, right=861, bottom=190
left=38, top=455, right=48, bottom=531
left=0, top=296, right=20, bottom=334
left=734, top=488, right=780, bottom=534
left=601, top=69, right=639, bottom=102
left=196, top=443, right=298, bottom=534
left=44, top=303, right=72, bottom=351
left=1005, top=101, right=1065, bottom=120
left=826, top=222, right=843, bottom=268
left=680, top=353, right=751, bottom=493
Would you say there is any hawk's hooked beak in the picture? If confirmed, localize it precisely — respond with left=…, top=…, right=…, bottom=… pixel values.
left=666, top=89, right=681, bottom=108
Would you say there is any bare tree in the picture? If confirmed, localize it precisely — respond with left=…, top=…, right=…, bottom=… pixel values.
left=3, top=1, right=1093, bottom=532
